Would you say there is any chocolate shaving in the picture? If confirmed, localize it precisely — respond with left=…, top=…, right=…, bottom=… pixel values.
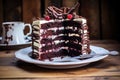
left=47, top=6, right=59, bottom=19
left=52, top=6, right=63, bottom=14
left=46, top=9, right=53, bottom=17
left=63, top=7, right=67, bottom=13
left=46, top=2, right=80, bottom=19
left=61, top=7, right=70, bottom=14
left=67, top=2, right=80, bottom=14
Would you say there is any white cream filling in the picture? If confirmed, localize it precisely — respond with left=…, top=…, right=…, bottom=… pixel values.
left=59, top=26, right=64, bottom=30
left=74, top=27, right=78, bottom=31
left=83, top=36, right=88, bottom=39
left=81, top=18, right=87, bottom=24
left=74, top=18, right=87, bottom=25
left=34, top=25, right=39, bottom=30
left=40, top=29, right=44, bottom=33
left=65, top=26, right=73, bottom=29
left=33, top=49, right=39, bottom=53
left=48, top=27, right=58, bottom=32
left=33, top=42, right=39, bottom=47
left=69, top=33, right=79, bottom=37
left=33, top=31, right=39, bottom=34
left=54, top=40, right=64, bottom=44
left=83, top=30, right=87, bottom=33
left=65, top=40, right=69, bottom=43
left=53, top=47, right=68, bottom=52
left=40, top=20, right=54, bottom=24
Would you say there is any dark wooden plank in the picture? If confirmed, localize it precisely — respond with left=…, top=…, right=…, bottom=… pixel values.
left=63, top=0, right=77, bottom=7
left=3, top=0, right=22, bottom=21
left=101, top=0, right=114, bottom=39
left=0, top=0, right=3, bottom=36
left=45, top=0, right=49, bottom=9
left=101, top=0, right=119, bottom=40
left=80, top=0, right=100, bottom=39
left=41, top=0, right=45, bottom=17
left=113, top=1, right=120, bottom=41
left=22, top=0, right=41, bottom=23
left=44, top=0, right=51, bottom=17
left=49, top=0, right=62, bottom=8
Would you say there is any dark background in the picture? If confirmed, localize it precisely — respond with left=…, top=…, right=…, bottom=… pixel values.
left=0, top=0, right=120, bottom=40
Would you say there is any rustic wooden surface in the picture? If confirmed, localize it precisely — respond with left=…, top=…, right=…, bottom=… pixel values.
left=0, top=40, right=120, bottom=80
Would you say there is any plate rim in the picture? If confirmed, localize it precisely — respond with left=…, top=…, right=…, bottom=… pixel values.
left=15, top=46, right=108, bottom=66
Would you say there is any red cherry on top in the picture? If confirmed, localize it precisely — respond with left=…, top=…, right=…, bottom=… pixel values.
left=45, top=16, right=50, bottom=21
left=67, top=14, right=73, bottom=20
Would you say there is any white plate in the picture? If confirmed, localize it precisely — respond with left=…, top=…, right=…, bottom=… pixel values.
left=0, top=37, right=31, bottom=46
left=0, top=37, right=31, bottom=50
left=15, top=46, right=109, bottom=69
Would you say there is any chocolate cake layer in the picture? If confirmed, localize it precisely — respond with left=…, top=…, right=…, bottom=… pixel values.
left=40, top=42, right=82, bottom=52
left=41, top=21, right=81, bottom=29
left=41, top=22, right=62, bottom=29
left=40, top=48, right=81, bottom=60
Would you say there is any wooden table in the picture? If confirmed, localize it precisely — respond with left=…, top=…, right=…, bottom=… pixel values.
left=0, top=40, right=120, bottom=80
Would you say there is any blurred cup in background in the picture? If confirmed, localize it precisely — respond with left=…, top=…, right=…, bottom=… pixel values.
left=1, top=22, right=32, bottom=45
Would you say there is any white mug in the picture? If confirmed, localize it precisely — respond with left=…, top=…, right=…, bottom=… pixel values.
left=1, top=22, right=32, bottom=45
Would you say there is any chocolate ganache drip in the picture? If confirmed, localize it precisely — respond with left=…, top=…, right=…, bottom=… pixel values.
left=45, top=2, right=80, bottom=19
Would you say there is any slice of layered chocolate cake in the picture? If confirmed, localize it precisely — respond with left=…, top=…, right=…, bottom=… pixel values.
left=32, top=2, right=91, bottom=60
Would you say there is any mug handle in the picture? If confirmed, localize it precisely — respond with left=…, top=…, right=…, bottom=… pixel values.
left=24, top=24, right=32, bottom=38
